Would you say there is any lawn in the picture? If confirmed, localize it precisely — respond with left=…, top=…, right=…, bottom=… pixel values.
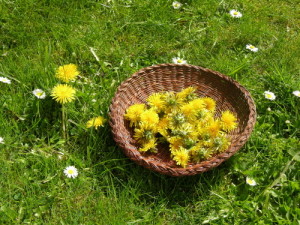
left=0, top=0, right=299, bottom=224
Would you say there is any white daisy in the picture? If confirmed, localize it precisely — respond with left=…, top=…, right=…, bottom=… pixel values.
left=264, top=91, right=276, bottom=100
left=292, top=90, right=300, bottom=97
left=0, top=76, right=11, bottom=84
left=0, top=137, right=4, bottom=144
left=229, top=9, right=242, bottom=18
left=246, top=44, right=259, bottom=52
left=246, top=177, right=257, bottom=186
left=63, top=166, right=78, bottom=178
left=172, top=1, right=182, bottom=9
left=172, top=57, right=187, bottom=64
left=32, top=89, right=46, bottom=99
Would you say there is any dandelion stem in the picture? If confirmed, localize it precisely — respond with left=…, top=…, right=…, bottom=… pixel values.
left=62, top=104, right=67, bottom=141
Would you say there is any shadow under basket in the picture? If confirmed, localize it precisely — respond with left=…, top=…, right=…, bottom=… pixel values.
left=109, top=64, right=256, bottom=176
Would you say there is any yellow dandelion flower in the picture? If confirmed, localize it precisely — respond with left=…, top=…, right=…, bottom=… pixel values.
left=168, top=136, right=184, bottom=152
left=212, top=134, right=231, bottom=153
left=202, top=97, right=216, bottom=112
left=189, top=98, right=205, bottom=111
left=55, top=64, right=80, bottom=83
left=171, top=123, right=193, bottom=137
left=157, top=117, right=169, bottom=137
left=140, top=109, right=159, bottom=125
left=181, top=103, right=197, bottom=119
left=124, top=104, right=146, bottom=127
left=168, top=111, right=186, bottom=129
left=147, top=93, right=165, bottom=111
left=139, top=138, right=157, bottom=152
left=206, top=120, right=221, bottom=137
left=172, top=147, right=190, bottom=168
left=134, top=123, right=156, bottom=144
left=86, top=116, right=106, bottom=129
left=163, top=91, right=183, bottom=112
left=190, top=142, right=212, bottom=162
left=51, top=84, right=76, bottom=104
left=176, top=87, right=197, bottom=102
left=221, top=110, right=237, bottom=131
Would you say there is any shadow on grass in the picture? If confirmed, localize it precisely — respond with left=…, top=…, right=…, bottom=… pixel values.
left=88, top=125, right=233, bottom=208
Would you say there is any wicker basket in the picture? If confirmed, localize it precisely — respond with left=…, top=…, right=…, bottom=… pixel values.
left=109, top=64, right=256, bottom=176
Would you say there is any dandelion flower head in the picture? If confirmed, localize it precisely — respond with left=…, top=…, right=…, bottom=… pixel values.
left=246, top=177, right=257, bottom=186
left=0, top=77, right=11, bottom=84
left=246, top=44, right=259, bottom=52
left=51, top=84, right=76, bottom=104
left=86, top=116, right=106, bottom=129
left=124, top=104, right=146, bottom=127
left=264, top=91, right=276, bottom=100
left=55, top=64, right=80, bottom=83
left=177, top=86, right=197, bottom=102
left=172, top=1, right=182, bottom=9
left=202, top=97, right=216, bottom=112
left=64, top=166, right=78, bottom=178
left=172, top=57, right=187, bottom=64
left=139, top=138, right=157, bottom=152
left=229, top=9, right=242, bottom=18
left=293, top=90, right=300, bottom=97
left=140, top=109, right=159, bottom=125
left=32, top=89, right=46, bottom=99
left=134, top=123, right=156, bottom=144
left=147, top=93, right=165, bottom=111
left=221, top=110, right=237, bottom=131
left=172, top=147, right=190, bottom=168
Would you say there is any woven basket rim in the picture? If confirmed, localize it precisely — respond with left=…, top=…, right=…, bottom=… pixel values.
left=109, top=63, right=256, bottom=176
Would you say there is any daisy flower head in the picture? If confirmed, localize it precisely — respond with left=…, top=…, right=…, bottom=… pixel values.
left=264, top=91, right=276, bottom=100
left=246, top=44, right=259, bottom=52
left=292, top=90, right=300, bottom=97
left=0, top=76, right=11, bottom=84
left=229, top=9, right=242, bottom=18
left=55, top=64, right=80, bottom=83
left=246, top=177, right=257, bottom=186
left=172, top=57, right=187, bottom=65
left=86, top=116, right=106, bottom=129
left=172, top=1, right=182, bottom=9
left=0, top=137, right=4, bottom=144
left=51, top=84, right=76, bottom=104
left=64, top=166, right=78, bottom=178
left=32, top=89, right=46, bottom=99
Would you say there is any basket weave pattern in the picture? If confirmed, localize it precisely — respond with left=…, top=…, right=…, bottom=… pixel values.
left=109, top=64, right=256, bottom=176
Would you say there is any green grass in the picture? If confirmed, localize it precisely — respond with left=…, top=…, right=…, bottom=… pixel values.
left=0, top=0, right=300, bottom=224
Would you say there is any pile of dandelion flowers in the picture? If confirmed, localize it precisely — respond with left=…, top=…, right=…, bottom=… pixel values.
left=51, top=84, right=76, bottom=104
left=55, top=64, right=80, bottom=83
